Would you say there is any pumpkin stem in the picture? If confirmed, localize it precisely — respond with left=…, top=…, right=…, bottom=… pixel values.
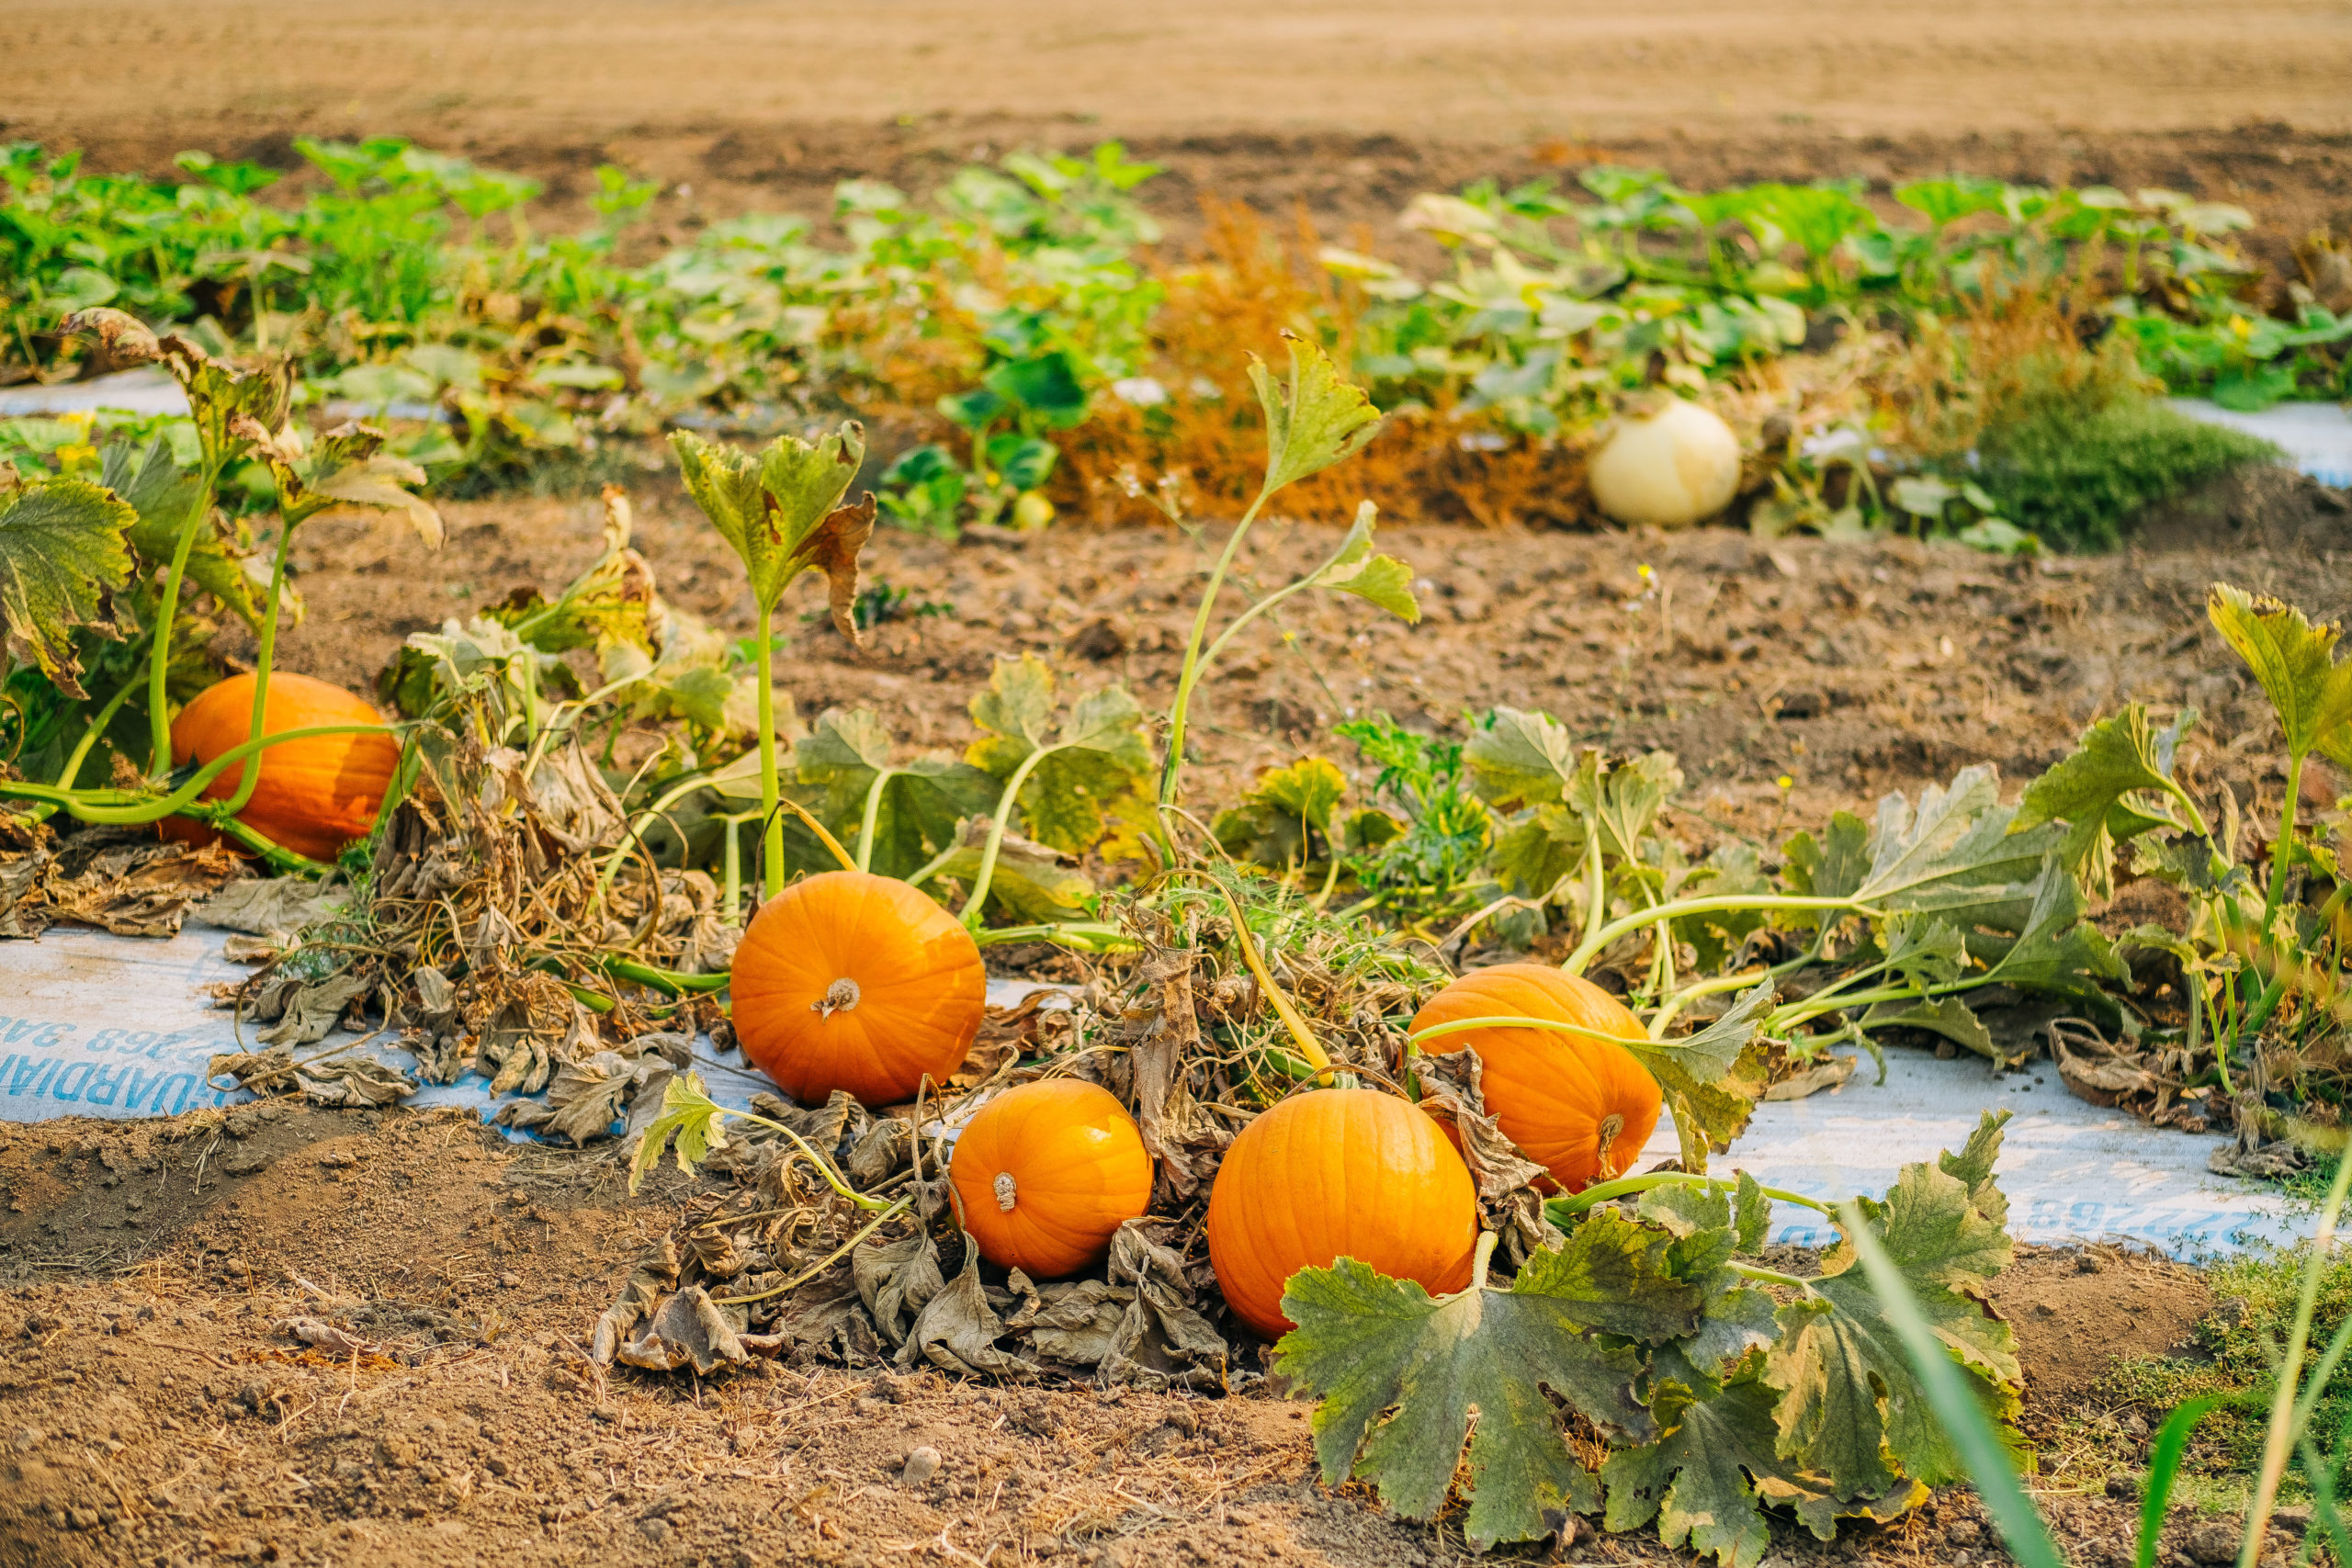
left=993, top=1171, right=1017, bottom=1212
left=1596, top=1112, right=1625, bottom=1170
left=813, top=977, right=862, bottom=1018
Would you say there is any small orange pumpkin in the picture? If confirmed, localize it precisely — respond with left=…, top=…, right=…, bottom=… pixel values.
left=950, top=1080, right=1153, bottom=1279
left=730, top=870, right=985, bottom=1108
left=1204, top=1088, right=1478, bottom=1341
left=162, top=671, right=398, bottom=863
left=1408, top=963, right=1662, bottom=1194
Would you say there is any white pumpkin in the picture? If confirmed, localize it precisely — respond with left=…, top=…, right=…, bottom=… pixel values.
left=1587, top=398, right=1744, bottom=528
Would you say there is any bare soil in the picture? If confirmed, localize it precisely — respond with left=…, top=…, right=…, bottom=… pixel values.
left=0, top=1105, right=2236, bottom=1568
left=242, top=465, right=2352, bottom=842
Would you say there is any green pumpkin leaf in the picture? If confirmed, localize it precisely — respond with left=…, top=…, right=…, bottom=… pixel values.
left=796, top=706, right=997, bottom=878
left=1464, top=707, right=1585, bottom=809
left=671, top=423, right=873, bottom=628
left=0, top=477, right=136, bottom=698
left=627, top=1070, right=732, bottom=1193
left=1248, top=333, right=1383, bottom=499
left=1973, top=856, right=2131, bottom=1009
left=1604, top=1373, right=1924, bottom=1567
left=1276, top=1238, right=1674, bottom=1551
left=966, top=654, right=1153, bottom=857
left=2010, top=705, right=2196, bottom=897
left=1312, top=502, right=1419, bottom=623
left=2208, top=583, right=2352, bottom=761
left=103, top=434, right=280, bottom=633
left=1214, top=756, right=1350, bottom=869
left=931, top=822, right=1094, bottom=923
left=1486, top=803, right=1589, bottom=898
left=1860, top=994, right=1997, bottom=1061
left=1614, top=984, right=1776, bottom=1171
left=1764, top=1111, right=2021, bottom=1495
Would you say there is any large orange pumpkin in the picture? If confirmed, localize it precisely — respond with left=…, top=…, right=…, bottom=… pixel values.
left=730, top=870, right=985, bottom=1108
left=949, top=1079, right=1153, bottom=1279
left=1408, top=963, right=1662, bottom=1194
left=1204, top=1088, right=1478, bottom=1341
left=163, top=672, right=398, bottom=863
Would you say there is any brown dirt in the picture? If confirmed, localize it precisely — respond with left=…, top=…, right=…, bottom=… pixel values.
left=0, top=1107, right=2254, bottom=1568
left=238, top=467, right=2352, bottom=843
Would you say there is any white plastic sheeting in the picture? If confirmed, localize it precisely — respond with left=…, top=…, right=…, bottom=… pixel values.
left=0, top=926, right=2311, bottom=1256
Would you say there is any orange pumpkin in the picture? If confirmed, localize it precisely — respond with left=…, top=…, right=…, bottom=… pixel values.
left=162, top=671, right=398, bottom=863
left=730, top=870, right=985, bottom=1108
left=949, top=1079, right=1153, bottom=1279
left=1408, top=963, right=1662, bottom=1194
left=1204, top=1088, right=1478, bottom=1341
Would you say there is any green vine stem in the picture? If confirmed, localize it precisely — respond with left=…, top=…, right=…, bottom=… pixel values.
left=1463, top=1228, right=1500, bottom=1293
left=1546, top=1168, right=1836, bottom=1221
left=28, top=667, right=144, bottom=823
left=855, top=766, right=905, bottom=874
left=957, top=742, right=1062, bottom=928
left=970, top=921, right=1136, bottom=952
left=752, top=601, right=784, bottom=899
left=1563, top=894, right=1871, bottom=976
left=716, top=807, right=763, bottom=924
left=1157, top=490, right=1273, bottom=815
left=1726, top=1260, right=1817, bottom=1292
left=594, top=771, right=717, bottom=900
left=715, top=1196, right=911, bottom=1307
left=2260, top=750, right=2307, bottom=947
left=143, top=456, right=223, bottom=778
left=0, top=721, right=392, bottom=825
left=220, top=522, right=300, bottom=816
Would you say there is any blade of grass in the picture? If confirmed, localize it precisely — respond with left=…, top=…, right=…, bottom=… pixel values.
left=2241, top=1148, right=2352, bottom=1568
left=2138, top=1395, right=2225, bottom=1568
left=1840, top=1200, right=2067, bottom=1568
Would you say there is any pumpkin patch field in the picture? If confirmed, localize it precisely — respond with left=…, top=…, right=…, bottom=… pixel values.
left=9, top=17, right=2352, bottom=1563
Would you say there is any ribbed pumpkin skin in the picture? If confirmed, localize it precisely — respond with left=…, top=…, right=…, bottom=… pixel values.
left=1409, top=963, right=1662, bottom=1193
left=730, top=871, right=985, bottom=1108
left=1204, top=1089, right=1477, bottom=1341
left=162, top=672, right=398, bottom=862
left=950, top=1080, right=1154, bottom=1279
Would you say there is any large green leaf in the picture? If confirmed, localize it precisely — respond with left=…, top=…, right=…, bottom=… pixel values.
left=1973, top=855, right=2131, bottom=1009
left=932, top=823, right=1094, bottom=922
left=1604, top=1372, right=1922, bottom=1567
left=0, top=478, right=136, bottom=697
left=2010, top=705, right=2195, bottom=897
left=1249, top=333, right=1383, bottom=498
left=1633, top=1180, right=1780, bottom=1393
left=2208, top=583, right=2352, bottom=761
left=797, top=706, right=997, bottom=878
left=101, top=434, right=279, bottom=632
left=671, top=424, right=872, bottom=626
left=1464, top=707, right=1586, bottom=809
left=966, top=654, right=1153, bottom=856
left=1611, top=983, right=1776, bottom=1170
left=1764, top=1111, right=2021, bottom=1495
left=1277, top=1232, right=1685, bottom=1550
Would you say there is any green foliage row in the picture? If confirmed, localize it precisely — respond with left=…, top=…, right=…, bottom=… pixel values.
left=3, top=139, right=2334, bottom=548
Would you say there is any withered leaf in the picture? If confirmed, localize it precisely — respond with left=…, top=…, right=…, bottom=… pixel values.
left=899, top=1237, right=1035, bottom=1379
left=615, top=1287, right=752, bottom=1374
left=854, top=1231, right=944, bottom=1347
